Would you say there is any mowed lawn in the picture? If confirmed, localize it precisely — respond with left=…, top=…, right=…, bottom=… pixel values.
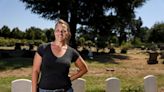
left=0, top=49, right=164, bottom=92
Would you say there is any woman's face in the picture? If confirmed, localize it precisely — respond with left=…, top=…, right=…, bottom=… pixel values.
left=54, top=23, right=68, bottom=42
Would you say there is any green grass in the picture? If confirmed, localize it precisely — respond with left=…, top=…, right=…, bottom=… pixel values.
left=0, top=57, right=32, bottom=92
left=0, top=76, right=31, bottom=92
left=0, top=51, right=164, bottom=92
left=84, top=75, right=108, bottom=92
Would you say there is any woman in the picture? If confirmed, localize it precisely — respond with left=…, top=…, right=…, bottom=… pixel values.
left=32, top=19, right=88, bottom=92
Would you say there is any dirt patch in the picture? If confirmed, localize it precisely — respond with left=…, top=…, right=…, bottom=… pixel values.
left=0, top=67, right=32, bottom=77
left=0, top=49, right=163, bottom=78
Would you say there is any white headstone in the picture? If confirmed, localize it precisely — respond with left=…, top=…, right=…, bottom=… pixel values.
left=105, top=77, right=120, bottom=92
left=144, top=75, right=157, bottom=92
left=72, top=78, right=86, bottom=92
left=11, top=79, right=32, bottom=92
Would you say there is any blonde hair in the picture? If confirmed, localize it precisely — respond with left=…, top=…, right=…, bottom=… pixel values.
left=55, top=19, right=71, bottom=43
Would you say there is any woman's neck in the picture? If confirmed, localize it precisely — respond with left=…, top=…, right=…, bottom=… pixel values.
left=52, top=41, right=67, bottom=47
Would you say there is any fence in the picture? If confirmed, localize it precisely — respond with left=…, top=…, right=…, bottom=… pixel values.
left=11, top=75, right=157, bottom=92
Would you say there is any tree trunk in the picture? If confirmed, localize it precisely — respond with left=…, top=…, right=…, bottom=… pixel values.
left=69, top=1, right=78, bottom=49
left=60, top=2, right=69, bottom=21
left=118, top=30, right=127, bottom=46
left=70, top=18, right=77, bottom=49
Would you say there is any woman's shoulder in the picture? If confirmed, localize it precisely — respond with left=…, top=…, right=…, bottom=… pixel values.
left=67, top=46, right=75, bottom=51
left=67, top=46, right=80, bottom=54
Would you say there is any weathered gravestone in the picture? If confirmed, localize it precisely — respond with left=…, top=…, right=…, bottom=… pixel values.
left=12, top=78, right=86, bottom=92
left=105, top=77, right=120, bottom=92
left=11, top=79, right=31, bottom=92
left=72, top=78, right=86, bottom=92
left=147, top=51, right=159, bottom=64
left=144, top=75, right=157, bottom=92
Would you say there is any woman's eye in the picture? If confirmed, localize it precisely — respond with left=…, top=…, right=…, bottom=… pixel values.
left=55, top=29, right=59, bottom=32
left=62, top=30, right=67, bottom=33
left=55, top=29, right=67, bottom=33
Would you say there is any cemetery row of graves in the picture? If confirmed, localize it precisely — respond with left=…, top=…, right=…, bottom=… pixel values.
left=0, top=41, right=164, bottom=91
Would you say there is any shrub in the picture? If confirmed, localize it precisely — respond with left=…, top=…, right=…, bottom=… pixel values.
left=121, top=41, right=132, bottom=50
left=131, top=37, right=143, bottom=48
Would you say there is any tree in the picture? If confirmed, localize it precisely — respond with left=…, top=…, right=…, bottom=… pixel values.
left=112, top=0, right=146, bottom=45
left=20, top=0, right=146, bottom=48
left=25, top=27, right=35, bottom=40
left=0, top=25, right=11, bottom=38
left=44, top=28, right=54, bottom=42
left=130, top=17, right=143, bottom=39
left=10, top=27, right=24, bottom=39
left=148, top=22, right=164, bottom=43
left=139, top=26, right=149, bottom=42
left=25, top=27, right=46, bottom=41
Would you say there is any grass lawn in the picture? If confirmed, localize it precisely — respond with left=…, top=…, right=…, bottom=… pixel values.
left=0, top=48, right=164, bottom=92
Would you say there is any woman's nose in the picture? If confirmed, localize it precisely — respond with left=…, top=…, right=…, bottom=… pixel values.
left=60, top=30, right=64, bottom=34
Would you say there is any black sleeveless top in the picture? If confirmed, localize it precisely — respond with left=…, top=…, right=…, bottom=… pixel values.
left=37, top=43, right=80, bottom=90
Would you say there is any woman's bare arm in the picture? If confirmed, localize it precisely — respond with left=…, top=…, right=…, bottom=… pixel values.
left=32, top=52, right=42, bottom=92
left=70, top=56, right=88, bottom=81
